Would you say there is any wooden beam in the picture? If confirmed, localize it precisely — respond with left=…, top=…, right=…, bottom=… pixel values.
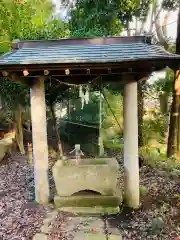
left=8, top=73, right=25, bottom=84
left=0, top=59, right=171, bottom=74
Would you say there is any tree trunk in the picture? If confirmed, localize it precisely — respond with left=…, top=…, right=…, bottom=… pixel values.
left=149, top=3, right=154, bottom=33
left=154, top=3, right=168, bottom=49
left=167, top=94, right=179, bottom=157
left=159, top=92, right=169, bottom=114
left=177, top=101, right=180, bottom=158
left=50, top=103, right=63, bottom=157
left=176, top=7, right=180, bottom=54
left=99, top=92, right=104, bottom=156
left=167, top=7, right=180, bottom=158
left=159, top=92, right=169, bottom=131
left=176, top=7, right=180, bottom=158
left=14, top=104, right=25, bottom=154
left=138, top=81, right=144, bottom=148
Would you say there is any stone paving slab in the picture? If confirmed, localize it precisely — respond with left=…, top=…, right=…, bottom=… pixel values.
left=74, top=233, right=122, bottom=240
left=74, top=232, right=106, bottom=240
left=33, top=208, right=122, bottom=240
left=109, top=234, right=122, bottom=239
left=107, top=227, right=121, bottom=235
left=66, top=214, right=122, bottom=240
left=33, top=233, right=48, bottom=240
left=79, top=218, right=105, bottom=232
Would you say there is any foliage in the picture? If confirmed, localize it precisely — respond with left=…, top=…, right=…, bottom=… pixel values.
left=104, top=140, right=124, bottom=157
left=45, top=81, right=70, bottom=107
left=0, top=0, right=70, bottom=154
left=118, top=0, right=151, bottom=28
left=68, top=91, right=100, bottom=124
left=142, top=116, right=167, bottom=145
left=151, top=70, right=174, bottom=94
left=105, top=140, right=180, bottom=171
left=0, top=0, right=69, bottom=54
left=142, top=71, right=174, bottom=149
left=162, top=0, right=179, bottom=10
left=0, top=79, right=29, bottom=110
left=69, top=0, right=179, bottom=37
left=0, top=0, right=69, bottom=117
left=0, top=79, right=29, bottom=127
left=168, top=44, right=176, bottom=53
left=102, top=89, right=123, bottom=142
left=139, top=146, right=180, bottom=170
left=69, top=0, right=140, bottom=37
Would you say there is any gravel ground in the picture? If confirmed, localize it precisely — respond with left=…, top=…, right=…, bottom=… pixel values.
left=0, top=153, right=48, bottom=240
left=0, top=153, right=61, bottom=240
left=48, top=212, right=73, bottom=240
left=108, top=165, right=180, bottom=240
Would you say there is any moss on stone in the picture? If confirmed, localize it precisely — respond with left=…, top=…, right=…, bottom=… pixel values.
left=59, top=206, right=120, bottom=215
left=104, top=189, right=113, bottom=195
left=62, top=158, right=107, bottom=166
left=85, top=159, right=106, bottom=165
left=54, top=195, right=122, bottom=208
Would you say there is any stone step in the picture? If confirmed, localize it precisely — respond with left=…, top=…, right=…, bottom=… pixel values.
left=58, top=206, right=120, bottom=215
left=73, top=233, right=121, bottom=240
left=54, top=195, right=121, bottom=208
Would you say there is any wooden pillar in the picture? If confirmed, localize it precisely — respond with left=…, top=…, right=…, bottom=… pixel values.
left=30, top=76, right=50, bottom=204
left=124, top=80, right=139, bottom=208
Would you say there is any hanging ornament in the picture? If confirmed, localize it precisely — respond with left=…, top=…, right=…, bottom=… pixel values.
left=81, top=98, right=85, bottom=110
left=79, top=85, right=84, bottom=109
left=79, top=85, right=83, bottom=98
left=79, top=85, right=90, bottom=109
left=84, top=86, right=89, bottom=104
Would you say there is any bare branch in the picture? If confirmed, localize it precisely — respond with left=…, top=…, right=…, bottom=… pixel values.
left=154, top=2, right=169, bottom=49
left=149, top=4, right=155, bottom=33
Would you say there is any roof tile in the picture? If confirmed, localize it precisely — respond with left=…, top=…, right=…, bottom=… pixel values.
left=0, top=42, right=179, bottom=66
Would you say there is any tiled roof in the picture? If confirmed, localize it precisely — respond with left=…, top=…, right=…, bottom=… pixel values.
left=0, top=43, right=179, bottom=66
left=0, top=36, right=179, bottom=71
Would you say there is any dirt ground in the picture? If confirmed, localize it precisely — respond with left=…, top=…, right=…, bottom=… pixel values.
left=108, top=166, right=180, bottom=240
left=0, top=153, right=179, bottom=240
left=0, top=153, right=48, bottom=240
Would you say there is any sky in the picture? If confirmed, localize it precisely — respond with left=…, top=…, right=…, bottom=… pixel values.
left=162, top=10, right=177, bottom=41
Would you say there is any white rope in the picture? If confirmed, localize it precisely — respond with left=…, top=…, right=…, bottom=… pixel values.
left=52, top=76, right=100, bottom=87
left=52, top=75, right=101, bottom=110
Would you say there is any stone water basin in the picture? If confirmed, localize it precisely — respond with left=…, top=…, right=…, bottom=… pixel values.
left=52, top=158, right=122, bottom=209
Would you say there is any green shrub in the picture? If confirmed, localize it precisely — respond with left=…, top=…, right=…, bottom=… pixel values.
left=139, top=146, right=180, bottom=171
left=139, top=186, right=148, bottom=196
left=175, top=194, right=180, bottom=200
left=104, top=141, right=123, bottom=150
left=139, top=146, right=163, bottom=168
left=103, top=140, right=180, bottom=171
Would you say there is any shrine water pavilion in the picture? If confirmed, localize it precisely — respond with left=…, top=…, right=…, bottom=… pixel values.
left=0, top=35, right=179, bottom=209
